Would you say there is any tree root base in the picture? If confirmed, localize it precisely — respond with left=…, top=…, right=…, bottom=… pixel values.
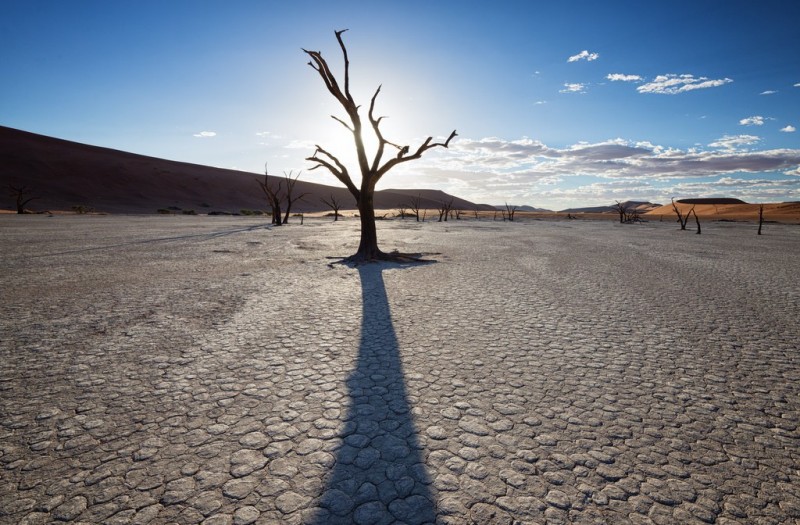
left=328, top=250, right=438, bottom=267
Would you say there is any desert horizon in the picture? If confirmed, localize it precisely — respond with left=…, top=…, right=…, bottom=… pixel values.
left=4, top=126, right=799, bottom=225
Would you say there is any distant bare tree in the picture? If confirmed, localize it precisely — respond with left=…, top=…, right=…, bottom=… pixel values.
left=671, top=198, right=693, bottom=230
left=258, top=167, right=308, bottom=225
left=613, top=200, right=643, bottom=224
left=258, top=165, right=284, bottom=225
left=692, top=208, right=701, bottom=234
left=437, top=198, right=454, bottom=222
left=454, top=209, right=463, bottom=220
left=473, top=206, right=480, bottom=219
left=320, top=194, right=343, bottom=221
left=281, top=170, right=308, bottom=224
left=758, top=204, right=765, bottom=235
left=10, top=184, right=38, bottom=214
left=406, top=193, right=422, bottom=222
left=613, top=200, right=628, bottom=224
left=505, top=203, right=518, bottom=222
left=397, top=205, right=409, bottom=220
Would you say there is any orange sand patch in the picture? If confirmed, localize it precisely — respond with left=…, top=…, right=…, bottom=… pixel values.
left=645, top=202, right=800, bottom=223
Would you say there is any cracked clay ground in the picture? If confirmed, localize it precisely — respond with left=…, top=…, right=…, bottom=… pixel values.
left=1, top=215, right=798, bottom=524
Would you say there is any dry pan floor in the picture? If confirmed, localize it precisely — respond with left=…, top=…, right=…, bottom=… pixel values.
left=1, top=215, right=798, bottom=524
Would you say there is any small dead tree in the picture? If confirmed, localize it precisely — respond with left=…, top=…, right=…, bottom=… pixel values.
left=406, top=193, right=422, bottom=222
left=473, top=206, right=480, bottom=220
left=304, top=30, right=456, bottom=262
left=281, top=170, right=308, bottom=225
left=437, top=198, right=454, bottom=222
left=691, top=208, right=701, bottom=234
left=671, top=198, right=693, bottom=230
left=258, top=165, right=284, bottom=225
left=505, top=203, right=518, bottom=222
left=320, top=194, right=343, bottom=221
left=758, top=204, right=765, bottom=235
left=454, top=209, right=463, bottom=220
left=10, top=184, right=39, bottom=214
left=613, top=200, right=628, bottom=224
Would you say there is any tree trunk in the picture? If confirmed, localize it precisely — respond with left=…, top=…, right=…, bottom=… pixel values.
left=354, top=193, right=383, bottom=260
left=272, top=201, right=282, bottom=225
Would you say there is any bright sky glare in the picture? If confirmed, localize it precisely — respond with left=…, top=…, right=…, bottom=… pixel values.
left=2, top=0, right=799, bottom=209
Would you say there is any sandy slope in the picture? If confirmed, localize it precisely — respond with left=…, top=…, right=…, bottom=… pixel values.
left=0, top=126, right=490, bottom=215
left=645, top=201, right=800, bottom=223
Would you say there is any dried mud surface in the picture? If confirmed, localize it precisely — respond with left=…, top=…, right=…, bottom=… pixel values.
left=1, top=215, right=799, bottom=524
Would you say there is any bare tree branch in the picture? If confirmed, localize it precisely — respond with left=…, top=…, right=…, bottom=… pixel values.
left=376, top=130, right=457, bottom=183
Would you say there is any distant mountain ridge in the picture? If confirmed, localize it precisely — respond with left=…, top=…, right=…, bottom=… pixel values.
left=492, top=204, right=552, bottom=212
left=0, top=126, right=492, bottom=214
left=559, top=201, right=662, bottom=214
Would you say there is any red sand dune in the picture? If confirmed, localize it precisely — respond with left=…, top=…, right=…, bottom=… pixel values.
left=0, top=126, right=491, bottom=215
left=645, top=201, right=800, bottom=223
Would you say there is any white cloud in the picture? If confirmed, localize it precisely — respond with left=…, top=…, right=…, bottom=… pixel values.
left=560, top=83, right=587, bottom=94
left=739, top=116, right=765, bottom=126
left=411, top=135, right=800, bottom=208
left=708, top=134, right=761, bottom=151
left=606, top=73, right=642, bottom=82
left=760, top=90, right=778, bottom=95
left=781, top=125, right=796, bottom=133
left=534, top=100, right=547, bottom=105
left=567, top=50, right=599, bottom=62
left=193, top=131, right=217, bottom=138
left=795, top=83, right=800, bottom=87
left=284, top=139, right=316, bottom=149
left=431, top=135, right=800, bottom=182
left=637, top=74, right=733, bottom=94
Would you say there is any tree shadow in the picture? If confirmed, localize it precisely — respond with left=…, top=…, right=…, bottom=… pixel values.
left=309, top=263, right=437, bottom=524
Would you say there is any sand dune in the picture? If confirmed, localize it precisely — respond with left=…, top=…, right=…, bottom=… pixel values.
left=645, top=201, right=800, bottom=223
left=0, top=126, right=491, bottom=215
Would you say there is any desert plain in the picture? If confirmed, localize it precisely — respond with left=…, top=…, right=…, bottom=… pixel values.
left=1, top=215, right=799, bottom=525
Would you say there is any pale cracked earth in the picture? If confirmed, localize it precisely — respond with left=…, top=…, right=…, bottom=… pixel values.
left=1, top=215, right=799, bottom=525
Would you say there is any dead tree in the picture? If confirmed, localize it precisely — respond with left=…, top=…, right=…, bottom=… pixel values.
left=257, top=165, right=284, bottom=225
left=758, top=204, right=764, bottom=235
left=454, top=209, right=463, bottom=220
left=473, top=207, right=480, bottom=219
left=10, top=184, right=38, bottom=214
left=304, top=30, right=456, bottom=262
left=613, top=200, right=628, bottom=224
left=505, top=203, right=518, bottom=222
left=281, top=170, right=309, bottom=224
left=437, top=198, right=454, bottom=222
left=320, top=194, right=342, bottom=221
left=406, top=193, right=422, bottom=222
left=691, top=208, right=701, bottom=234
left=671, top=198, right=692, bottom=230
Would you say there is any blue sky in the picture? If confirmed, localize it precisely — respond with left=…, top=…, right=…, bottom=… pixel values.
left=2, top=0, right=799, bottom=209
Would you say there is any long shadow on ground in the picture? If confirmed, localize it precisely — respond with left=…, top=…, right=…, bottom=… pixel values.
left=309, top=264, right=436, bottom=524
